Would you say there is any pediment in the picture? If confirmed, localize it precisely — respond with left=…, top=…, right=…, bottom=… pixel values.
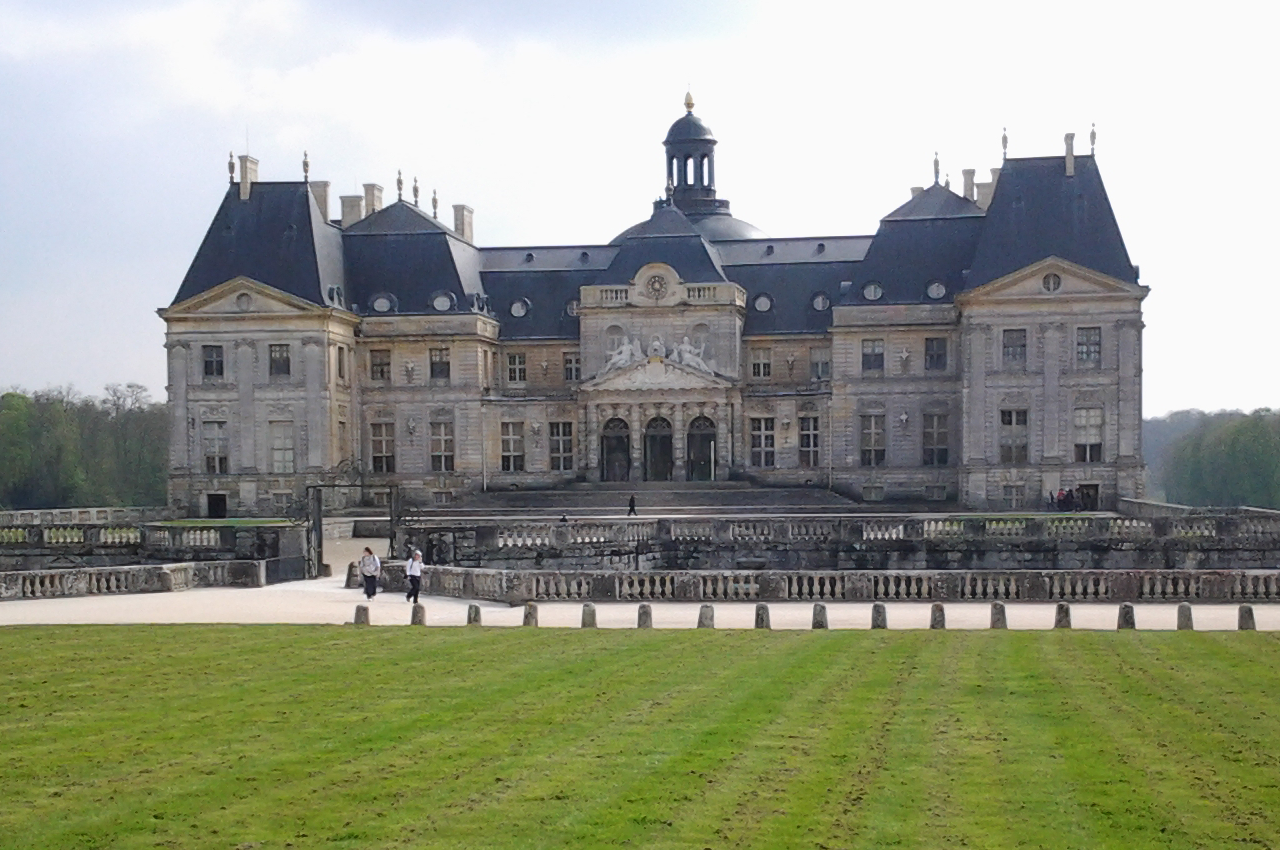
left=957, top=257, right=1147, bottom=305
left=161, top=277, right=337, bottom=318
left=581, top=357, right=732, bottom=392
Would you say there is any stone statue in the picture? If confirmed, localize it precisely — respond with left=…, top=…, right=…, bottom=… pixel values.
left=672, top=336, right=712, bottom=373
left=603, top=337, right=636, bottom=373
left=648, top=335, right=666, bottom=358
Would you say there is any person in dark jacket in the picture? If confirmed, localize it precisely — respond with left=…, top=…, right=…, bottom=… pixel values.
left=627, top=495, right=637, bottom=516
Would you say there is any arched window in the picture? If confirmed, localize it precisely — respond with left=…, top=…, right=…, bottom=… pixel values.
left=691, top=323, right=711, bottom=351
left=700, top=154, right=709, bottom=187
left=685, top=156, right=694, bottom=186
left=669, top=157, right=678, bottom=187
left=606, top=325, right=626, bottom=354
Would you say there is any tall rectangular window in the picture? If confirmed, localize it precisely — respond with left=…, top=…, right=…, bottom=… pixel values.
left=860, top=415, right=886, bottom=467
left=507, top=353, right=526, bottom=383
left=429, top=348, right=451, bottom=381
left=269, top=420, right=295, bottom=474
left=269, top=344, right=291, bottom=378
left=751, top=348, right=772, bottom=379
left=924, top=338, right=947, bottom=371
left=370, top=349, right=391, bottom=382
left=336, top=346, right=346, bottom=381
left=563, top=353, right=581, bottom=382
left=371, top=422, right=395, bottom=473
left=501, top=422, right=525, bottom=471
left=809, top=348, right=831, bottom=380
left=549, top=421, right=574, bottom=470
left=799, top=416, right=820, bottom=468
left=923, top=413, right=948, bottom=466
left=1002, top=484, right=1026, bottom=510
left=862, top=339, right=885, bottom=372
left=1073, top=407, right=1103, bottom=462
left=202, top=420, right=228, bottom=474
left=202, top=345, right=224, bottom=382
left=1076, top=327, right=1102, bottom=369
left=430, top=422, right=455, bottom=472
left=749, top=418, right=775, bottom=467
left=1002, top=329, right=1027, bottom=369
left=999, top=409, right=1029, bottom=464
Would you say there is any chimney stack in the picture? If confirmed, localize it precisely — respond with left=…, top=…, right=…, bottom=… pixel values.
left=962, top=169, right=976, bottom=201
left=910, top=186, right=924, bottom=198
left=1064, top=132, right=1076, bottom=177
left=238, top=155, right=259, bottom=201
left=453, top=204, right=474, bottom=243
left=363, top=183, right=383, bottom=216
left=309, top=181, right=330, bottom=221
left=340, top=195, right=365, bottom=228
left=974, top=167, right=1001, bottom=210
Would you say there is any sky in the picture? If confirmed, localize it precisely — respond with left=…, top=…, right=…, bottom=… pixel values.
left=0, top=0, right=1276, bottom=417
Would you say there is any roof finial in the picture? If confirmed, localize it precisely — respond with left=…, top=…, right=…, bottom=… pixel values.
left=302, top=150, right=309, bottom=183
left=431, top=188, right=438, bottom=219
left=933, top=152, right=940, bottom=185
left=684, top=91, right=694, bottom=113
left=396, top=169, right=403, bottom=201
left=1002, top=127, right=1008, bottom=160
left=944, top=173, right=950, bottom=190
left=412, top=176, right=419, bottom=207
left=1090, top=122, right=1096, bottom=155
left=228, top=151, right=235, bottom=184
left=665, top=178, right=674, bottom=203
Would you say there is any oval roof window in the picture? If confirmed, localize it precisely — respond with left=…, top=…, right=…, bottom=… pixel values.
left=510, top=298, right=530, bottom=318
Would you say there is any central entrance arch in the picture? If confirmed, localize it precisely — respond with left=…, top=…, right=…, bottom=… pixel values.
left=601, top=418, right=631, bottom=482
left=686, top=416, right=716, bottom=481
left=643, top=417, right=674, bottom=482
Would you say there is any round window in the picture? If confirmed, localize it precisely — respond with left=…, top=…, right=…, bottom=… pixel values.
left=863, top=283, right=883, bottom=301
left=811, top=293, right=830, bottom=311
left=753, top=294, right=772, bottom=312
left=432, top=292, right=454, bottom=312
left=510, top=298, right=530, bottom=318
left=926, top=281, right=946, bottom=300
left=371, top=296, right=392, bottom=313
left=1042, top=273, right=1062, bottom=292
left=235, top=292, right=253, bottom=312
left=565, top=299, right=580, bottom=317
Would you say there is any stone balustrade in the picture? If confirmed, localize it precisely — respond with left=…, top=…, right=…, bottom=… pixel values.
left=0, top=506, right=172, bottom=526
left=0, top=559, right=286, bottom=600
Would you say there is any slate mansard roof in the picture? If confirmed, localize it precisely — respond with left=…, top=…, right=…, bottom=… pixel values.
left=174, top=146, right=1137, bottom=339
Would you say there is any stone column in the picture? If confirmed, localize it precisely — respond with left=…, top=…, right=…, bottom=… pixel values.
left=234, top=339, right=257, bottom=472
left=1117, top=318, right=1141, bottom=459
left=167, top=341, right=190, bottom=471
left=587, top=403, right=600, bottom=480
left=673, top=402, right=686, bottom=481
left=303, top=336, right=326, bottom=469
left=629, top=403, right=642, bottom=479
left=1042, top=323, right=1063, bottom=460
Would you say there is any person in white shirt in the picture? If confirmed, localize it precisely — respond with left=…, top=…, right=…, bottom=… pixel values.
left=358, top=547, right=381, bottom=600
left=405, top=549, right=424, bottom=604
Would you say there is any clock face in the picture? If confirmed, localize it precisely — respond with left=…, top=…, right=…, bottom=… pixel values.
left=644, top=274, right=668, bottom=299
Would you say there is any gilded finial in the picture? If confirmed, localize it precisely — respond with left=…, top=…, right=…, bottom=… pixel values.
left=1090, top=122, right=1096, bottom=154
left=933, top=152, right=940, bottom=185
left=431, top=188, right=438, bottom=219
left=412, top=176, right=419, bottom=207
left=684, top=91, right=694, bottom=113
left=302, top=150, right=309, bottom=182
left=228, top=151, right=235, bottom=184
left=396, top=169, right=403, bottom=201
left=1002, top=127, right=1008, bottom=160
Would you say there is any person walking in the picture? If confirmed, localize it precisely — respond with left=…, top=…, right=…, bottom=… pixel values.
left=627, top=495, right=637, bottom=516
left=359, top=546, right=381, bottom=600
left=405, top=548, right=424, bottom=604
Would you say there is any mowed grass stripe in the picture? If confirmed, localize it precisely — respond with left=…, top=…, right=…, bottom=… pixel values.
left=3, top=627, right=1280, bottom=849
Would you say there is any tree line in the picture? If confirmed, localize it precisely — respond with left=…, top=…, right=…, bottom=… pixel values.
left=0, top=385, right=169, bottom=510
left=1146, top=409, right=1280, bottom=509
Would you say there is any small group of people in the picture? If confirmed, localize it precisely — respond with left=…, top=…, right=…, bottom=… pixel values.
left=357, top=545, right=425, bottom=604
left=1047, top=488, right=1088, bottom=512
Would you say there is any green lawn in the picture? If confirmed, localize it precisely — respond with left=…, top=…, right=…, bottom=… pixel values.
left=2, top=628, right=1279, bottom=849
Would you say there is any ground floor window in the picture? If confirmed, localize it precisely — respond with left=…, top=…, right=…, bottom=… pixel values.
left=371, top=422, right=395, bottom=473
left=923, top=413, right=948, bottom=466
left=269, top=420, right=294, bottom=474
left=1073, top=408, right=1103, bottom=463
left=501, top=422, right=525, bottom=472
left=202, top=420, right=228, bottom=474
left=430, top=422, right=455, bottom=472
left=799, top=416, right=819, bottom=467
left=549, top=421, right=574, bottom=470
left=860, top=415, right=885, bottom=467
left=750, top=418, right=775, bottom=467
left=1002, top=484, right=1026, bottom=510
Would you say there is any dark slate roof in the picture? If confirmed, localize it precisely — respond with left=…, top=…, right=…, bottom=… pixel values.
left=344, top=200, right=455, bottom=236
left=598, top=233, right=728, bottom=286
left=966, top=155, right=1136, bottom=287
left=725, top=262, right=853, bottom=334
left=665, top=112, right=715, bottom=144
left=688, top=213, right=767, bottom=242
left=481, top=270, right=592, bottom=340
left=611, top=202, right=766, bottom=244
left=840, top=217, right=984, bottom=305
left=173, top=182, right=344, bottom=306
left=882, top=183, right=985, bottom=221
left=342, top=229, right=481, bottom=315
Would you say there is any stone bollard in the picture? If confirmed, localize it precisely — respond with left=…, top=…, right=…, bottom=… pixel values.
left=930, top=603, right=945, bottom=630
left=354, top=604, right=370, bottom=625
left=990, top=601, right=1007, bottom=629
left=1177, top=602, right=1194, bottom=631
left=871, top=602, right=887, bottom=629
left=754, top=603, right=771, bottom=630
left=697, top=604, right=715, bottom=629
left=637, top=603, right=653, bottom=629
left=410, top=604, right=426, bottom=626
left=812, top=603, right=828, bottom=630
left=1054, top=602, right=1072, bottom=629
left=466, top=604, right=482, bottom=626
left=523, top=602, right=538, bottom=627
left=581, top=602, right=597, bottom=629
left=1117, top=602, right=1136, bottom=630
left=1239, top=604, right=1257, bottom=631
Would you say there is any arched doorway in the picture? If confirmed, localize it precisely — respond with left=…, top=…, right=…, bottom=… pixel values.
left=686, top=416, right=716, bottom=481
left=601, top=418, right=631, bottom=482
left=644, top=417, right=674, bottom=481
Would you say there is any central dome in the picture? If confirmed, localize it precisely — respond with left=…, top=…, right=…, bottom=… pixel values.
left=665, top=113, right=715, bottom=144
